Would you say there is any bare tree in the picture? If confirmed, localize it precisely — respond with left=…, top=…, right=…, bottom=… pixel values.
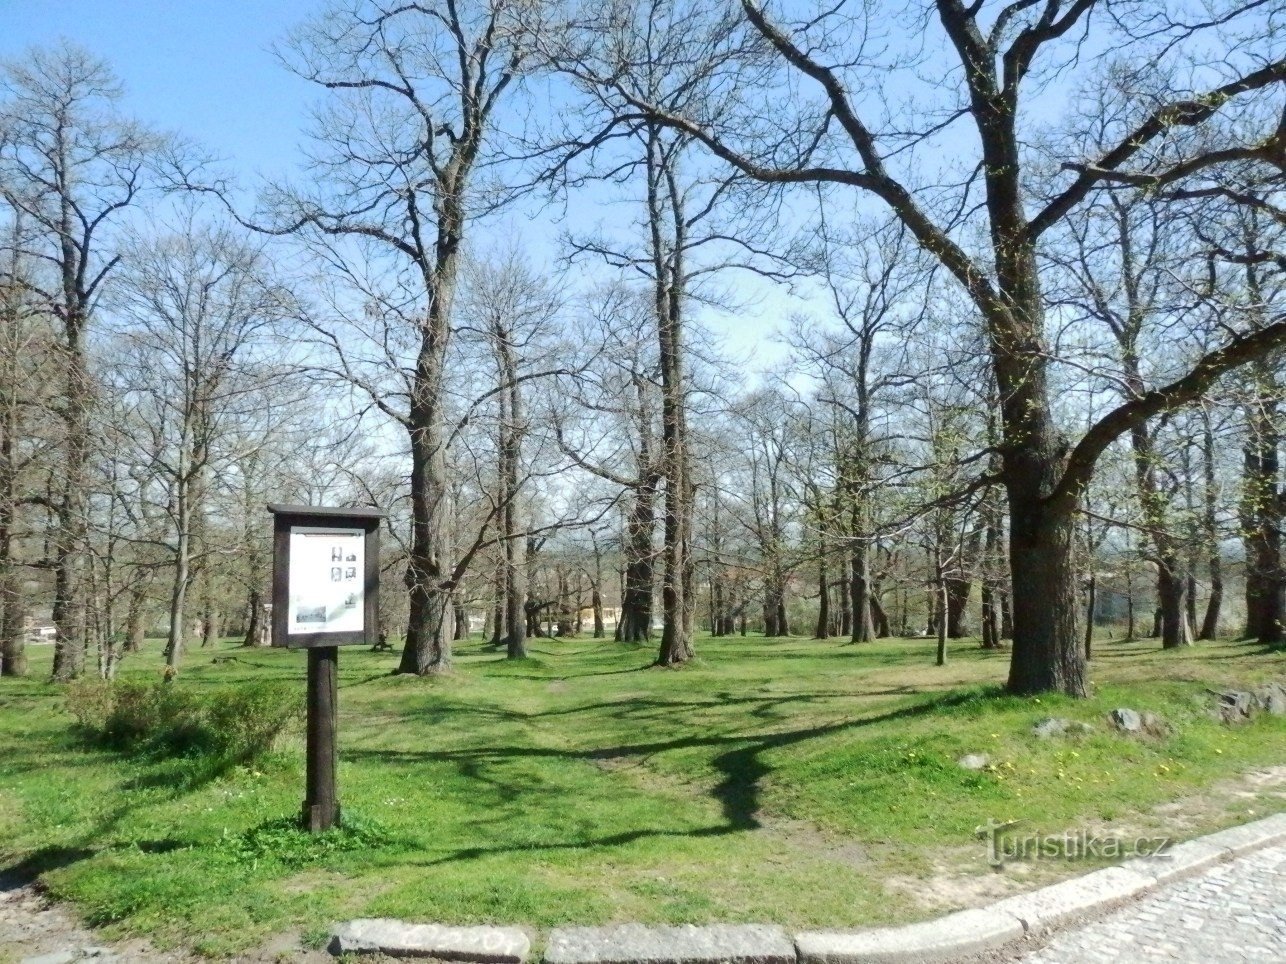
left=218, top=0, right=540, bottom=674
left=107, top=215, right=284, bottom=674
left=0, top=43, right=159, bottom=680
left=0, top=207, right=56, bottom=676
left=788, top=216, right=924, bottom=642
left=556, top=0, right=1286, bottom=694
left=458, top=250, right=563, bottom=658
left=555, top=287, right=663, bottom=643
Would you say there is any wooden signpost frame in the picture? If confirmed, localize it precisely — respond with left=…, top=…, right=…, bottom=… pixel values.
left=268, top=504, right=385, bottom=832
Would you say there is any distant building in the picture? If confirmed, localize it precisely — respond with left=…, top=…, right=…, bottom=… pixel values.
left=21, top=615, right=56, bottom=643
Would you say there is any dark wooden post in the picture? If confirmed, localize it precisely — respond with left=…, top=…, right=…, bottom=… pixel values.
left=303, top=646, right=340, bottom=830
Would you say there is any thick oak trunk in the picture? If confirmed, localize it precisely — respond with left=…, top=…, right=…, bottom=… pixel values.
left=1156, top=562, right=1191, bottom=649
left=398, top=382, right=454, bottom=674
left=1004, top=496, right=1084, bottom=695
left=945, top=576, right=971, bottom=638
left=849, top=544, right=875, bottom=642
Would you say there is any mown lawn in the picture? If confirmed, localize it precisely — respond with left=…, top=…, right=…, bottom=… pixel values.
left=1, top=634, right=1283, bottom=956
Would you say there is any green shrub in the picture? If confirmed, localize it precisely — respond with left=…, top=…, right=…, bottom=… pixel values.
left=67, top=679, right=299, bottom=761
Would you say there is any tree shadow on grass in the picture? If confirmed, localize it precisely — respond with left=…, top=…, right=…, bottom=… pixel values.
left=0, top=838, right=192, bottom=892
left=394, top=688, right=930, bottom=734
left=354, top=686, right=1002, bottom=867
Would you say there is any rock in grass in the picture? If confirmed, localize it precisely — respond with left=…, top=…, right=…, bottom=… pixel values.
left=1108, top=708, right=1143, bottom=733
left=958, top=753, right=990, bottom=770
left=1032, top=717, right=1093, bottom=739
left=1254, top=682, right=1286, bottom=715
left=1214, top=690, right=1255, bottom=724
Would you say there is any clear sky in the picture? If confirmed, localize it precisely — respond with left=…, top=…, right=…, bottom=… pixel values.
left=1, top=1, right=317, bottom=175
left=0, top=2, right=810, bottom=372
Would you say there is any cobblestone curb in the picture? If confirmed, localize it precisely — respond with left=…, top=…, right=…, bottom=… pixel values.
left=794, top=907, right=1023, bottom=963
left=791, top=811, right=1286, bottom=963
left=542, top=924, right=795, bottom=964
left=327, top=812, right=1286, bottom=963
left=328, top=918, right=530, bottom=962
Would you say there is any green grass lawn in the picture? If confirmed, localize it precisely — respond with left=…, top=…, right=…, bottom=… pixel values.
left=1, top=634, right=1283, bottom=956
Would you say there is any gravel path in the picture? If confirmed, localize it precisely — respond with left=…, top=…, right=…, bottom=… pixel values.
left=0, top=875, right=332, bottom=964
left=0, top=876, right=185, bottom=964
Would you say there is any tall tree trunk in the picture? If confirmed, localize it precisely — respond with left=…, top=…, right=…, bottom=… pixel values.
left=619, top=481, right=657, bottom=642
left=1084, top=573, right=1096, bottom=660
left=850, top=542, right=875, bottom=642
left=654, top=129, right=695, bottom=667
left=1198, top=414, right=1223, bottom=639
left=126, top=577, right=148, bottom=652
left=51, top=309, right=90, bottom=681
left=0, top=222, right=28, bottom=678
left=1242, top=359, right=1284, bottom=644
left=837, top=555, right=852, bottom=637
left=1156, top=561, right=1190, bottom=649
left=490, top=557, right=505, bottom=646
left=814, top=544, right=830, bottom=639
left=1199, top=560, right=1223, bottom=640
left=1003, top=487, right=1085, bottom=696
left=945, top=576, right=970, bottom=638
left=165, top=528, right=190, bottom=672
left=1185, top=572, right=1198, bottom=642
left=49, top=144, right=94, bottom=682
left=980, top=492, right=1003, bottom=650
left=980, top=585, right=999, bottom=649
left=398, top=235, right=457, bottom=674
left=0, top=424, right=23, bottom=676
left=399, top=426, right=454, bottom=673
left=0, top=574, right=24, bottom=677
left=935, top=558, right=948, bottom=667
left=869, top=589, right=888, bottom=638
left=592, top=583, right=605, bottom=638
left=243, top=588, right=269, bottom=647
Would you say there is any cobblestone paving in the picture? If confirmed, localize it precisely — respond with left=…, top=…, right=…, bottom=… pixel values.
left=1019, top=845, right=1286, bottom=963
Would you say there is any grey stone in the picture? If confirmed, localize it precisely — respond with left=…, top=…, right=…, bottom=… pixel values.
left=958, top=753, right=991, bottom=770
left=329, top=918, right=530, bottom=962
left=987, top=865, right=1156, bottom=935
left=543, top=924, right=795, bottom=964
left=19, top=954, right=78, bottom=964
left=795, top=908, right=1023, bottom=963
left=1032, top=718, right=1093, bottom=739
left=1215, top=690, right=1255, bottom=724
left=1254, top=682, right=1286, bottom=715
left=1108, top=708, right=1143, bottom=733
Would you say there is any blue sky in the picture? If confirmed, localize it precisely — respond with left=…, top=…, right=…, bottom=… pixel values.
left=1, top=1, right=316, bottom=176
left=0, top=2, right=828, bottom=372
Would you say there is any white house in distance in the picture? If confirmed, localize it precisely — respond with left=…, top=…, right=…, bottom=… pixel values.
left=22, top=615, right=56, bottom=644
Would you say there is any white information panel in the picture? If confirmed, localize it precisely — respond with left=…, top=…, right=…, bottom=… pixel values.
left=287, top=526, right=365, bottom=635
